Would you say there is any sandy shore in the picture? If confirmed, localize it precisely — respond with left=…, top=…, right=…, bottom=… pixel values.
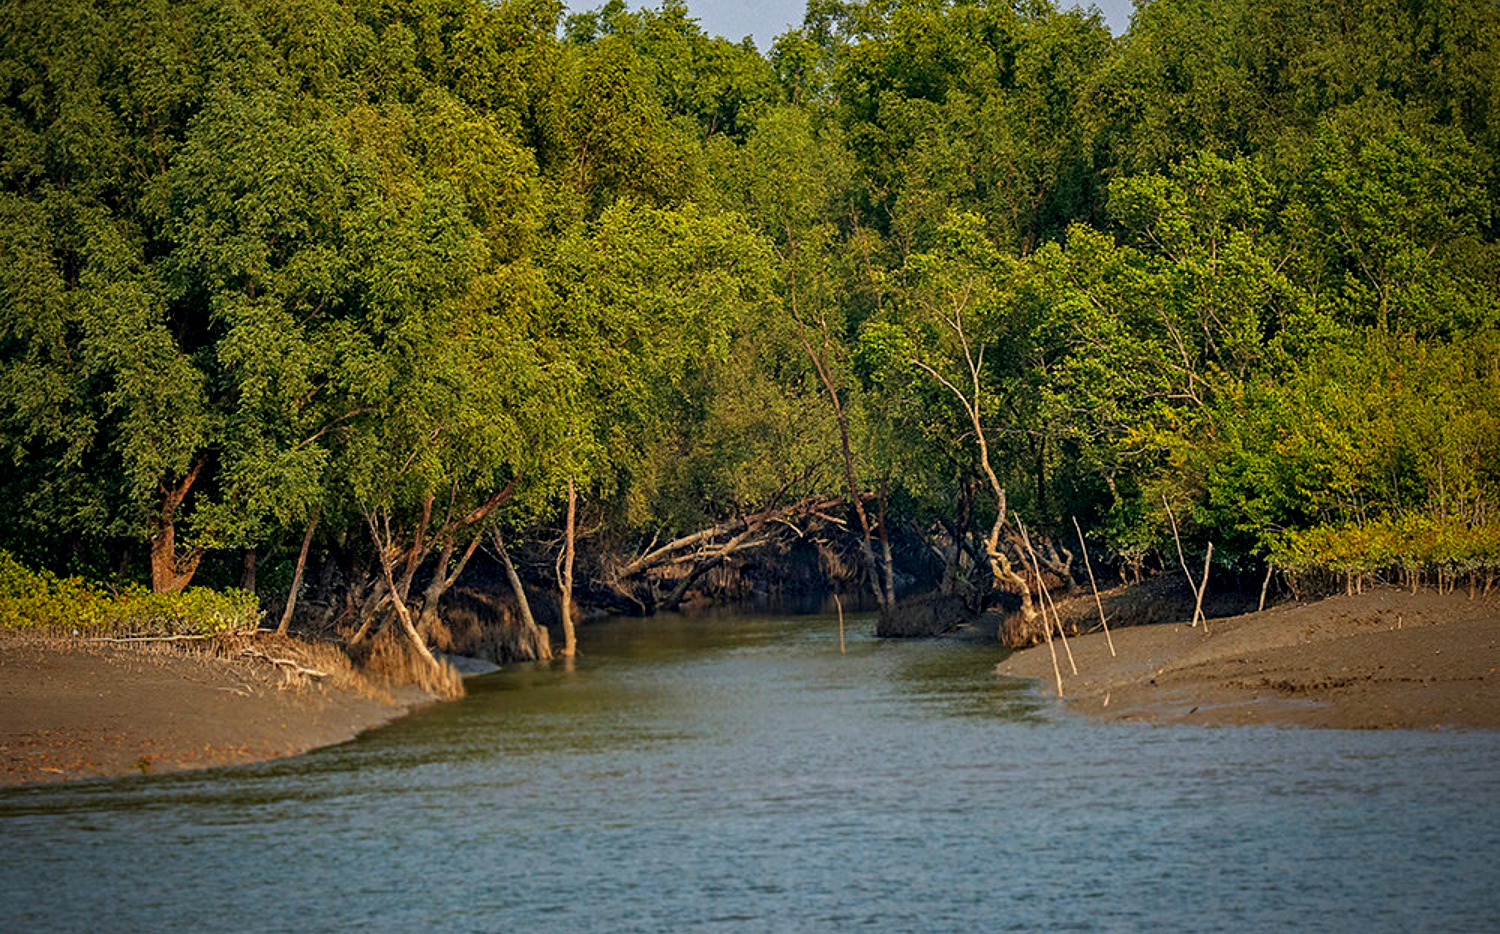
left=997, top=588, right=1500, bottom=729
left=0, top=634, right=421, bottom=786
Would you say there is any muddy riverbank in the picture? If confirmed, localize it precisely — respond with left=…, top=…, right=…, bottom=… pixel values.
left=997, top=588, right=1500, bottom=729
left=0, top=633, right=427, bottom=785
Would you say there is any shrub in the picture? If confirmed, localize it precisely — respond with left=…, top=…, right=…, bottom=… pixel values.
left=0, top=552, right=260, bottom=636
left=1269, top=515, right=1500, bottom=578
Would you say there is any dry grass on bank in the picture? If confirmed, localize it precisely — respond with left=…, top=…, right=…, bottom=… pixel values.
left=348, top=631, right=466, bottom=700
left=204, top=631, right=396, bottom=702
left=54, top=629, right=414, bottom=704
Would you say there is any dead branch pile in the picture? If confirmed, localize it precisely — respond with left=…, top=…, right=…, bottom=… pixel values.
left=602, top=495, right=848, bottom=612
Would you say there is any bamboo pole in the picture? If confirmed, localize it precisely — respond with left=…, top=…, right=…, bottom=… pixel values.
left=1039, top=562, right=1076, bottom=675
left=1039, top=587, right=1064, bottom=698
left=1193, top=543, right=1214, bottom=634
left=1162, top=495, right=1202, bottom=628
left=834, top=593, right=846, bottom=654
left=1072, top=516, right=1115, bottom=657
left=1016, top=525, right=1064, bottom=697
left=1020, top=520, right=1075, bottom=675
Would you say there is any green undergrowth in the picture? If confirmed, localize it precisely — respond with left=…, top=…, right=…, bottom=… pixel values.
left=1271, top=515, right=1500, bottom=580
left=0, top=552, right=260, bottom=636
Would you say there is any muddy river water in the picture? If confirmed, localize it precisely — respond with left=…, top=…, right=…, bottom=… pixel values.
left=2, top=609, right=1498, bottom=932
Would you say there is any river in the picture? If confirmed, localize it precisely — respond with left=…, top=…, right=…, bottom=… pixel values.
left=2, top=609, right=1498, bottom=932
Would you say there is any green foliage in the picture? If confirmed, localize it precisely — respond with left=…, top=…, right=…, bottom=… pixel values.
left=0, top=552, right=259, bottom=635
left=1272, top=516, right=1500, bottom=578
left=1291, top=102, right=1495, bottom=335
left=1206, top=330, right=1500, bottom=571
left=2, top=0, right=1498, bottom=611
left=544, top=198, right=781, bottom=527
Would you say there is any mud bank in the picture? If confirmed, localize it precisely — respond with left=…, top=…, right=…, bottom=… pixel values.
left=997, top=589, right=1500, bottom=730
left=0, top=633, right=427, bottom=786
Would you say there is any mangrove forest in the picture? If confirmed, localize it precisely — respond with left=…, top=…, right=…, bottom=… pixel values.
left=2, top=0, right=1498, bottom=672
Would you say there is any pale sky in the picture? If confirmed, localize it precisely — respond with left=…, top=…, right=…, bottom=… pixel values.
left=566, top=0, right=1137, bottom=52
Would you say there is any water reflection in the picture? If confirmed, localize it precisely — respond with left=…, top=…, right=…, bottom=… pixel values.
left=885, top=642, right=1048, bottom=722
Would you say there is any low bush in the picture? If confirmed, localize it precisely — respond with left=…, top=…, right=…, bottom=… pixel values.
left=0, top=552, right=260, bottom=636
left=1270, top=515, right=1500, bottom=590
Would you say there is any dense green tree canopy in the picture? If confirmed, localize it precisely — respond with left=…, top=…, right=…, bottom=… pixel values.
left=2, top=0, right=1497, bottom=649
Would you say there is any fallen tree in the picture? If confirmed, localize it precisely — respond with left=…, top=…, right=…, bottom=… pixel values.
left=602, top=495, right=850, bottom=613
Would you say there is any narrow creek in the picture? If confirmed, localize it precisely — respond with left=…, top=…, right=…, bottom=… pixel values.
left=2, top=609, right=1498, bottom=932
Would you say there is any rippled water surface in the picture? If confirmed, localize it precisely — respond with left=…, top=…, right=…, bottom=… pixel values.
left=3, top=610, right=1499, bottom=933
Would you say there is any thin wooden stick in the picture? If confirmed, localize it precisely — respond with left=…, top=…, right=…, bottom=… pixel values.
left=1194, top=543, right=1214, bottom=634
left=834, top=593, right=846, bottom=655
left=1073, top=516, right=1115, bottom=657
left=1162, top=495, right=1201, bottom=627
left=1038, top=589, right=1064, bottom=698
left=240, top=647, right=329, bottom=679
left=1039, top=563, right=1076, bottom=674
left=1020, top=521, right=1075, bottom=675
left=1016, top=526, right=1064, bottom=697
left=1258, top=561, right=1274, bottom=612
left=81, top=633, right=218, bottom=643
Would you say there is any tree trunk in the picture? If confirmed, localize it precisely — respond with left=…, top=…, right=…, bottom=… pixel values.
left=493, top=529, right=551, bottom=661
left=348, top=575, right=390, bottom=646
left=657, top=523, right=765, bottom=612
left=150, top=521, right=204, bottom=594
left=388, top=573, right=442, bottom=671
left=312, top=534, right=349, bottom=627
left=1032, top=435, right=1048, bottom=521
left=987, top=517, right=1038, bottom=634
left=559, top=478, right=578, bottom=658
left=277, top=515, right=319, bottom=636
left=793, top=326, right=887, bottom=611
left=366, top=511, right=443, bottom=675
left=878, top=480, right=897, bottom=607
left=937, top=521, right=960, bottom=598
left=313, top=553, right=338, bottom=605
left=114, top=541, right=134, bottom=581
left=909, top=349, right=1034, bottom=642
left=1038, top=535, right=1078, bottom=594
left=611, top=496, right=841, bottom=583
left=150, top=462, right=205, bottom=594
left=418, top=536, right=457, bottom=638
left=240, top=549, right=257, bottom=594
left=939, top=480, right=975, bottom=600
left=410, top=480, right=521, bottom=637
left=417, top=532, right=484, bottom=640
